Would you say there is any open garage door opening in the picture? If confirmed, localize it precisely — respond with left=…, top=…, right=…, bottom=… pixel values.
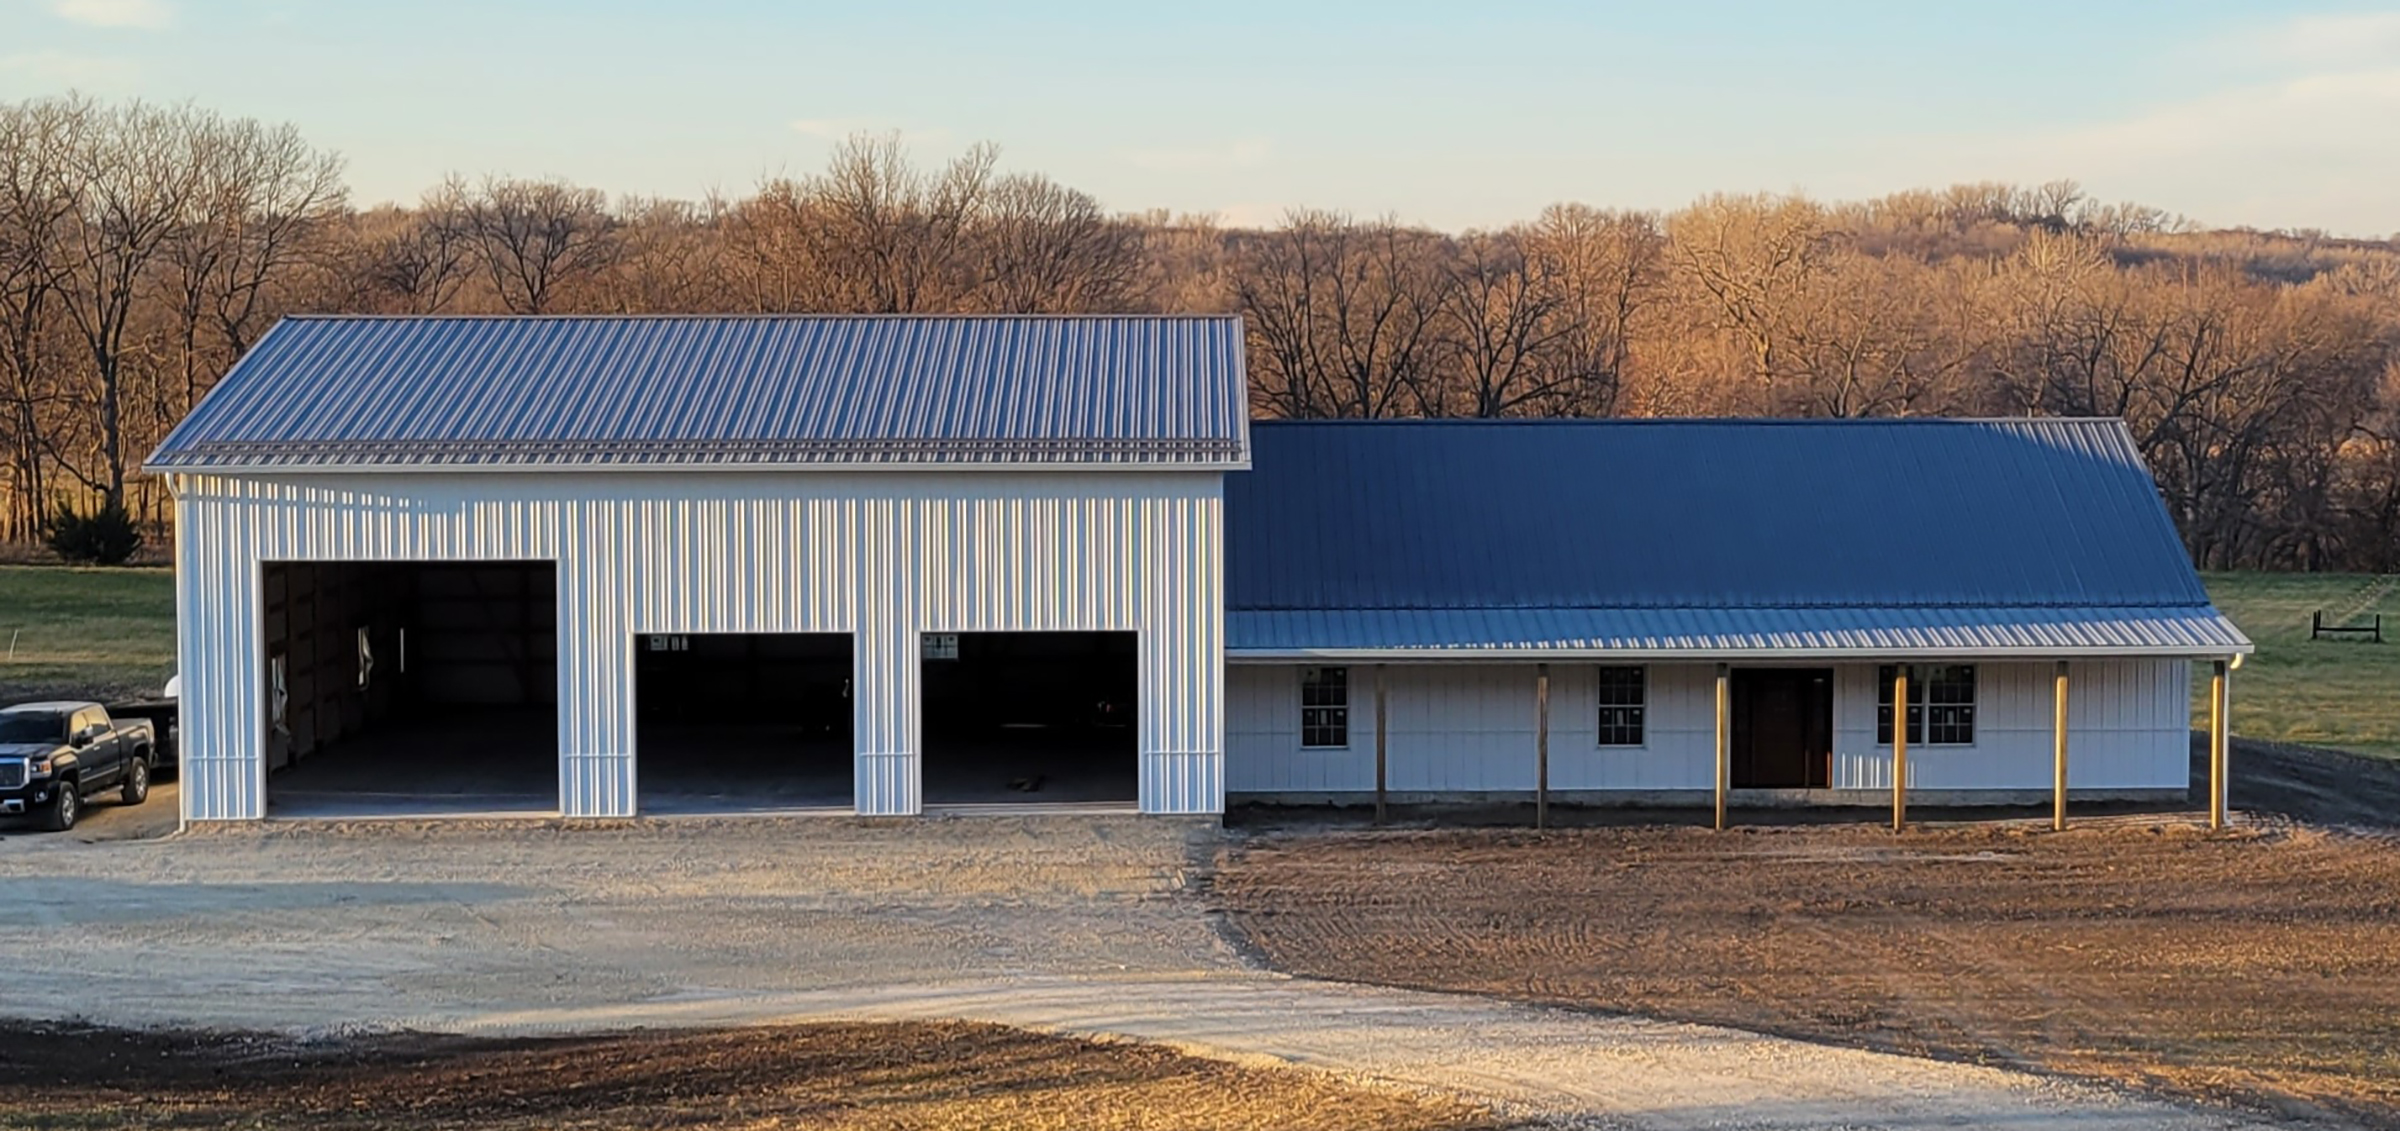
left=263, top=561, right=559, bottom=818
left=635, top=633, right=854, bottom=814
left=921, top=631, right=1138, bottom=808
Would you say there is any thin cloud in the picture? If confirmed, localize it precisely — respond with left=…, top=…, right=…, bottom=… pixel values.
left=789, top=118, right=854, bottom=139
left=1864, top=11, right=2400, bottom=236
left=0, top=49, right=140, bottom=88
left=1121, top=139, right=1272, bottom=173
left=2233, top=10, right=2400, bottom=67
left=2049, top=70, right=2400, bottom=163
left=50, top=0, right=173, bottom=30
left=789, top=118, right=953, bottom=145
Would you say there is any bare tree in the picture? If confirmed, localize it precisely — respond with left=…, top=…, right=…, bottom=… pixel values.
left=347, top=190, right=476, bottom=314
left=0, top=95, right=2392, bottom=571
left=1433, top=231, right=1573, bottom=417
left=459, top=176, right=615, bottom=314
left=1779, top=251, right=1984, bottom=417
left=1128, top=210, right=1236, bottom=313
left=1666, top=194, right=1837, bottom=402
left=971, top=173, right=1139, bottom=313
left=40, top=99, right=211, bottom=505
left=0, top=97, right=84, bottom=537
left=807, top=134, right=997, bottom=312
left=602, top=195, right=730, bottom=313
left=726, top=135, right=1001, bottom=314
left=1236, top=211, right=1447, bottom=419
left=161, top=116, right=346, bottom=409
left=1520, top=205, right=1664, bottom=416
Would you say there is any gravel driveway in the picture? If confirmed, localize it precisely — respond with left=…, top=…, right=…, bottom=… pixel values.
left=0, top=816, right=2323, bottom=1130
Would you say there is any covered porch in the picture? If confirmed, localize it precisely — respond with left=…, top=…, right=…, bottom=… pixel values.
left=1226, top=612, right=2254, bottom=830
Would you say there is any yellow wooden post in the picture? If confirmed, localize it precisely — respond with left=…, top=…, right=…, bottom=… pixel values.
left=1374, top=664, right=1388, bottom=827
left=2209, top=659, right=2229, bottom=831
left=1713, top=663, right=1730, bottom=831
left=1891, top=665, right=1909, bottom=833
left=2053, top=660, right=2070, bottom=832
left=1535, top=663, right=1550, bottom=830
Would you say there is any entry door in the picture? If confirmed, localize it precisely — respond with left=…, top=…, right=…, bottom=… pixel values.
left=1731, top=668, right=1833, bottom=788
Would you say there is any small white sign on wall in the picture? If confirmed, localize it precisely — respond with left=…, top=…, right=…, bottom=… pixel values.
left=922, top=632, right=960, bottom=660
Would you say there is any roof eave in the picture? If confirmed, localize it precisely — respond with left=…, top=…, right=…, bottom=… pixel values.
left=142, top=459, right=1252, bottom=476
left=1227, top=642, right=2255, bottom=662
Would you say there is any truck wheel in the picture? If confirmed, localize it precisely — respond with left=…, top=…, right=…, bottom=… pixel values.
left=121, top=757, right=150, bottom=806
left=38, top=783, right=78, bottom=832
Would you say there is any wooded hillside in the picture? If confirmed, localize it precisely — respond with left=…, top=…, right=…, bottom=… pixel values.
left=4, top=95, right=2395, bottom=569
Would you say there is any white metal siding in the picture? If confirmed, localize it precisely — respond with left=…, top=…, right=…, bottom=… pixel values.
left=1227, top=659, right=2190, bottom=797
left=1229, top=663, right=1719, bottom=794
left=1831, top=659, right=2189, bottom=790
left=174, top=471, right=1223, bottom=820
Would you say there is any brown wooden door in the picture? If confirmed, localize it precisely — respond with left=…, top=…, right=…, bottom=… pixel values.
left=1731, top=668, right=1833, bottom=788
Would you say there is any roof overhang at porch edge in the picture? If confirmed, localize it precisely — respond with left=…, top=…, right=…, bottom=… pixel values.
left=141, top=459, right=1251, bottom=476
left=1226, top=643, right=2255, bottom=663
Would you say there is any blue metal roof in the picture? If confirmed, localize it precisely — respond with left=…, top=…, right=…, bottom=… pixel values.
left=1225, top=419, right=2249, bottom=657
left=147, top=315, right=1249, bottom=470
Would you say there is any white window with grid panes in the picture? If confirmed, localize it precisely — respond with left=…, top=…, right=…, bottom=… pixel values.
left=1595, top=665, right=1645, bottom=746
left=1299, top=666, right=1349, bottom=748
left=1877, top=664, right=1976, bottom=745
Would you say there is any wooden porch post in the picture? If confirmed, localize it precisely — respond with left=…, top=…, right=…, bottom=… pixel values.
left=2209, top=659, right=2229, bottom=831
left=1713, top=663, right=1730, bottom=831
left=1374, top=664, right=1388, bottom=826
left=2053, top=660, right=2070, bottom=832
left=1535, top=662, right=1550, bottom=830
left=1891, top=665, right=1910, bottom=833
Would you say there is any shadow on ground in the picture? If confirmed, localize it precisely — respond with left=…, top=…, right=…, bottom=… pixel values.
left=2217, top=733, right=2400, bottom=827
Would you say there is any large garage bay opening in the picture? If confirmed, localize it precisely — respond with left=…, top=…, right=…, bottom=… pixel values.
left=263, top=561, right=559, bottom=817
left=635, top=633, right=854, bottom=814
left=920, top=631, right=1139, bottom=809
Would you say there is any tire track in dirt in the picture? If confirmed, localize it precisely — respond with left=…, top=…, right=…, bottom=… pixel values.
left=0, top=815, right=2360, bottom=1129
left=1215, top=821, right=2400, bottom=1127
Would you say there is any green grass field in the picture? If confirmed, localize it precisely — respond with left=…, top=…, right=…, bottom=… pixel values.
left=0, top=564, right=177, bottom=703
left=2194, top=572, right=2400, bottom=760
left=2, top=565, right=2396, bottom=759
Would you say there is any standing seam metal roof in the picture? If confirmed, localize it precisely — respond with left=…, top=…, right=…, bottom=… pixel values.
left=146, top=315, right=1250, bottom=470
left=1224, top=418, right=2249, bottom=657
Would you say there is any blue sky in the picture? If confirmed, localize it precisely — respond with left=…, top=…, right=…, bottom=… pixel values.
left=3, top=0, right=2396, bottom=234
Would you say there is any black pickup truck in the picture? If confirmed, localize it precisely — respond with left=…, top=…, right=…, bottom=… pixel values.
left=0, top=701, right=156, bottom=832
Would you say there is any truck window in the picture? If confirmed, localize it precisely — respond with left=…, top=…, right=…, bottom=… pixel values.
left=0, top=713, right=65, bottom=743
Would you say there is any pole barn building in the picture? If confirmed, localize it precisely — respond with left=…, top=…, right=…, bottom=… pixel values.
left=148, top=314, right=2252, bottom=824
left=1223, top=420, right=2251, bottom=821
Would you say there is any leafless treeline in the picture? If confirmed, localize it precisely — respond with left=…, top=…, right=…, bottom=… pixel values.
left=4, top=95, right=2397, bottom=570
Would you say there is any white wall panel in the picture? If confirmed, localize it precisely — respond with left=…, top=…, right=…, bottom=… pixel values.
left=1229, top=663, right=1721, bottom=795
left=1831, top=659, right=2188, bottom=791
left=1226, top=663, right=1367, bottom=793
left=174, top=470, right=1223, bottom=820
left=1227, top=659, right=2189, bottom=799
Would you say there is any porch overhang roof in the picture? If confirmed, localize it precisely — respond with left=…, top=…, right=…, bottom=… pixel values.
left=1224, top=605, right=2253, bottom=662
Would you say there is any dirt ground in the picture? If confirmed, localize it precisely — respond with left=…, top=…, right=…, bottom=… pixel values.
left=2220, top=733, right=2400, bottom=828
left=0, top=1019, right=1501, bottom=1131
left=1213, top=818, right=2400, bottom=1128
left=0, top=815, right=2280, bottom=1130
